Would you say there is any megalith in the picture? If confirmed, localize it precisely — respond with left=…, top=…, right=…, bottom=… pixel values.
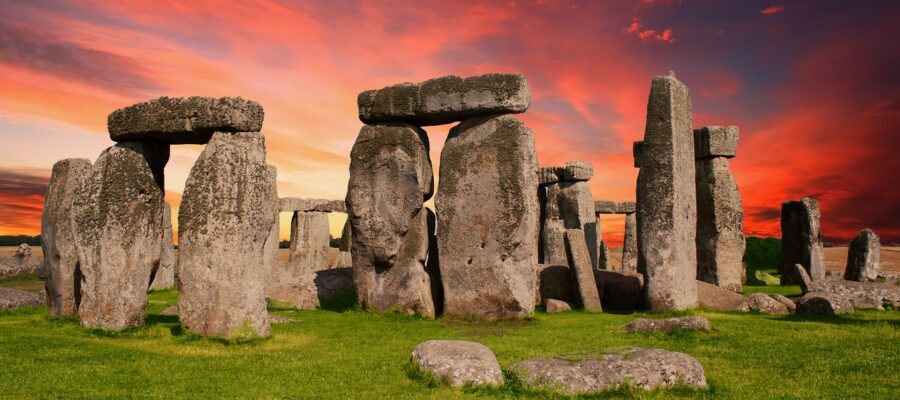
left=73, top=141, right=169, bottom=329
left=541, top=162, right=600, bottom=270
left=779, top=197, right=825, bottom=284
left=844, top=228, right=881, bottom=282
left=267, top=211, right=328, bottom=310
left=635, top=72, right=698, bottom=312
left=436, top=114, right=539, bottom=319
left=178, top=132, right=278, bottom=338
left=565, top=229, right=602, bottom=311
left=694, top=126, right=744, bottom=292
left=150, top=203, right=176, bottom=290
left=347, top=123, right=435, bottom=316
left=621, top=213, right=638, bottom=273
left=41, top=158, right=92, bottom=317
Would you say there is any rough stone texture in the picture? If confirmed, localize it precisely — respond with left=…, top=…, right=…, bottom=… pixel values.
left=773, top=294, right=796, bottom=311
left=780, top=197, right=825, bottom=284
left=595, top=270, right=643, bottom=311
left=796, top=292, right=854, bottom=315
left=513, top=347, right=707, bottom=393
left=625, top=316, right=711, bottom=333
left=561, top=161, right=593, bottom=181
left=619, top=202, right=637, bottom=214
left=795, top=263, right=813, bottom=294
left=41, top=158, right=91, bottom=317
left=633, top=141, right=645, bottom=168
left=694, top=126, right=738, bottom=159
left=636, top=73, right=698, bottom=312
left=545, top=181, right=600, bottom=269
left=267, top=267, right=319, bottom=310
left=621, top=213, right=638, bottom=273
left=538, top=167, right=561, bottom=185
left=594, top=200, right=618, bottom=214
left=0, top=287, right=42, bottom=311
left=411, top=340, right=503, bottom=387
left=695, top=155, right=745, bottom=293
left=806, top=278, right=900, bottom=309
left=540, top=207, right=568, bottom=266
left=697, top=280, right=748, bottom=311
left=545, top=298, right=573, bottom=313
left=565, top=230, right=602, bottom=311
left=279, top=198, right=347, bottom=213
left=744, top=293, right=788, bottom=315
left=436, top=114, right=538, bottom=319
left=599, top=240, right=610, bottom=270
left=844, top=228, right=881, bottom=282
left=289, top=212, right=331, bottom=272
left=535, top=264, right=576, bottom=305
left=73, top=141, right=168, bottom=330
left=150, top=203, right=176, bottom=290
left=108, top=96, right=263, bottom=144
left=178, top=132, right=277, bottom=338
left=347, top=123, right=434, bottom=316
left=358, top=73, right=531, bottom=126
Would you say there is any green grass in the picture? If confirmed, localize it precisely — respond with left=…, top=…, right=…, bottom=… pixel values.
left=0, top=272, right=44, bottom=292
left=1, top=287, right=898, bottom=399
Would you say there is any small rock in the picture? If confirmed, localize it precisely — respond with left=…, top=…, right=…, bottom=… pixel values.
left=411, top=340, right=503, bottom=387
left=772, top=294, right=796, bottom=311
left=0, top=287, right=42, bottom=311
left=14, top=244, right=32, bottom=258
left=796, top=292, right=854, bottom=315
left=697, top=280, right=747, bottom=311
left=545, top=299, right=572, bottom=313
left=625, top=316, right=711, bottom=333
left=743, top=293, right=788, bottom=315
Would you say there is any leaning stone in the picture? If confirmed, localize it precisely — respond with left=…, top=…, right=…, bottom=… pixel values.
left=74, top=141, right=168, bottom=330
left=844, top=228, right=881, bottom=282
left=108, top=96, right=264, bottom=144
left=695, top=156, right=745, bottom=293
left=594, top=200, right=618, bottom=214
left=535, top=264, right=576, bottom=305
left=744, top=293, right=788, bottom=315
left=561, top=161, right=593, bottom=181
left=773, top=294, right=796, bottom=311
left=545, top=299, right=573, bottom=313
left=150, top=203, right=176, bottom=290
left=513, top=347, right=707, bottom=393
left=565, top=230, right=602, bottom=311
left=178, top=132, right=277, bottom=338
left=41, top=158, right=91, bottom=317
left=279, top=198, right=347, bottom=213
left=694, top=126, right=738, bottom=159
left=0, top=287, right=42, bottom=311
left=358, top=73, right=531, bottom=126
left=636, top=72, right=698, bottom=311
left=697, top=280, right=748, bottom=311
left=437, top=115, right=538, bottom=319
left=779, top=197, right=825, bottom=284
left=621, top=213, right=638, bottom=273
left=625, top=316, right=711, bottom=333
left=595, top=270, right=643, bottom=311
left=795, top=264, right=812, bottom=294
left=411, top=340, right=503, bottom=387
left=796, top=292, right=854, bottom=315
left=347, top=123, right=434, bottom=316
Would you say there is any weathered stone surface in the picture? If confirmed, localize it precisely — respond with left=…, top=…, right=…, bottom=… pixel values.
left=697, top=280, right=747, bottom=311
left=279, top=198, right=347, bottom=213
left=621, top=213, right=638, bottom=273
left=744, top=293, right=788, bottom=315
left=436, top=115, right=538, bottom=319
left=0, top=287, right=42, bottom=311
left=178, top=132, right=277, bottom=338
left=108, top=96, right=264, bottom=144
left=844, top=228, right=881, bottom=282
left=267, top=267, right=319, bottom=310
left=358, top=73, right=531, bottom=126
left=411, top=340, right=503, bottom=387
left=773, top=294, right=796, bottom=311
left=339, top=219, right=352, bottom=252
left=565, top=230, right=602, bottom=311
left=538, top=167, right=561, bottom=185
left=636, top=73, right=698, bottom=312
left=150, top=203, right=176, bottom=290
left=561, top=161, right=593, bottom=181
left=540, top=215, right=568, bottom=265
left=513, top=347, right=707, bottom=393
left=74, top=141, right=168, bottom=330
left=347, top=123, right=434, bottom=316
left=780, top=197, right=825, bottom=284
left=695, top=156, right=744, bottom=293
left=594, top=200, right=618, bottom=214
left=694, top=126, right=738, bottom=159
left=796, top=292, right=854, bottom=315
left=269, top=197, right=327, bottom=310
left=625, top=316, right=711, bottom=333
left=535, top=264, right=576, bottom=305
left=633, top=141, right=645, bottom=168
left=545, top=182, right=600, bottom=269
left=806, top=278, right=900, bottom=309
left=795, top=263, right=812, bottom=294
left=595, top=270, right=643, bottom=311
left=545, top=298, right=573, bottom=313
left=41, top=158, right=91, bottom=317
left=619, top=202, right=637, bottom=214
left=599, top=240, right=610, bottom=270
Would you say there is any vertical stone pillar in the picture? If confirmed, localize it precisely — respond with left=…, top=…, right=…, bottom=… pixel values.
left=437, top=115, right=539, bottom=320
left=41, top=158, right=92, bottom=317
left=540, top=162, right=600, bottom=270
left=779, top=197, right=825, bottom=284
left=844, top=228, right=881, bottom=282
left=621, top=212, right=638, bottom=273
left=635, top=72, right=698, bottom=312
left=178, top=132, right=277, bottom=338
left=694, top=126, right=744, bottom=292
left=74, top=141, right=169, bottom=329
left=150, top=203, right=176, bottom=290
left=266, top=210, right=323, bottom=310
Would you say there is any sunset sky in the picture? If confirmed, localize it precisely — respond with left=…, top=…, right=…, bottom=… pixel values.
left=1, top=0, right=898, bottom=246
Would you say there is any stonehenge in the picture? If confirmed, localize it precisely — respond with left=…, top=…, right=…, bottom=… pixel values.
left=540, top=162, right=600, bottom=269
left=779, top=197, right=825, bottom=284
left=593, top=200, right=638, bottom=273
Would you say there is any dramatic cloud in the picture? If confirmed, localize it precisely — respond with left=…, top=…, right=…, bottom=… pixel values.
left=761, top=5, right=786, bottom=15
left=0, top=168, right=48, bottom=235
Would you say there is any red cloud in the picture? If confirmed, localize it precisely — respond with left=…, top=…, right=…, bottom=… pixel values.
left=761, top=5, right=785, bottom=15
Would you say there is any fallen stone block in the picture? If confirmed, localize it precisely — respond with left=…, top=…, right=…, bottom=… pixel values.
left=625, top=316, right=711, bottom=332
left=411, top=340, right=503, bottom=387
left=744, top=293, right=788, bottom=315
left=796, top=292, right=854, bottom=315
left=0, top=287, right=42, bottom=311
left=545, top=299, right=573, bottom=313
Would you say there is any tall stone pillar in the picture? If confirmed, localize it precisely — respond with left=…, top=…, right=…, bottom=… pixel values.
left=621, top=213, right=638, bottom=273
left=267, top=210, right=328, bottom=310
left=540, top=162, right=600, bottom=270
left=779, top=197, right=825, bottom=284
left=844, top=228, right=881, bottom=282
left=635, top=72, right=698, bottom=312
left=150, top=203, right=176, bottom=290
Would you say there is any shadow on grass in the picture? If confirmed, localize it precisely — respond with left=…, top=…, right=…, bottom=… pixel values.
left=318, top=290, right=359, bottom=313
left=145, top=314, right=179, bottom=326
left=770, top=312, right=900, bottom=328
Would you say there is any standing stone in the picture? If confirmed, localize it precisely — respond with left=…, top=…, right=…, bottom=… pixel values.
left=635, top=72, right=698, bottom=312
left=844, top=229, right=881, bottom=282
left=347, top=123, right=434, bottom=316
left=178, top=132, right=277, bottom=338
left=779, top=197, right=825, bottom=284
left=695, top=127, right=744, bottom=293
left=437, top=114, right=539, bottom=319
left=544, top=180, right=600, bottom=269
left=565, top=229, right=602, bottom=311
left=268, top=211, right=328, bottom=309
left=150, top=203, right=176, bottom=290
left=73, top=141, right=168, bottom=329
left=621, top=213, right=638, bottom=273
left=41, top=158, right=92, bottom=317
left=598, top=240, right=610, bottom=270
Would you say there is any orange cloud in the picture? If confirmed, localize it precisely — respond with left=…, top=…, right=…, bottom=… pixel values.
left=761, top=5, right=785, bottom=15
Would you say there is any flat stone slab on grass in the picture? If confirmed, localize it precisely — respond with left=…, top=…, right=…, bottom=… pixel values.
left=625, top=316, right=711, bottom=333
left=411, top=340, right=503, bottom=387
left=0, top=288, right=42, bottom=311
left=108, top=96, right=264, bottom=144
left=513, top=347, right=707, bottom=394
left=806, top=278, right=900, bottom=309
